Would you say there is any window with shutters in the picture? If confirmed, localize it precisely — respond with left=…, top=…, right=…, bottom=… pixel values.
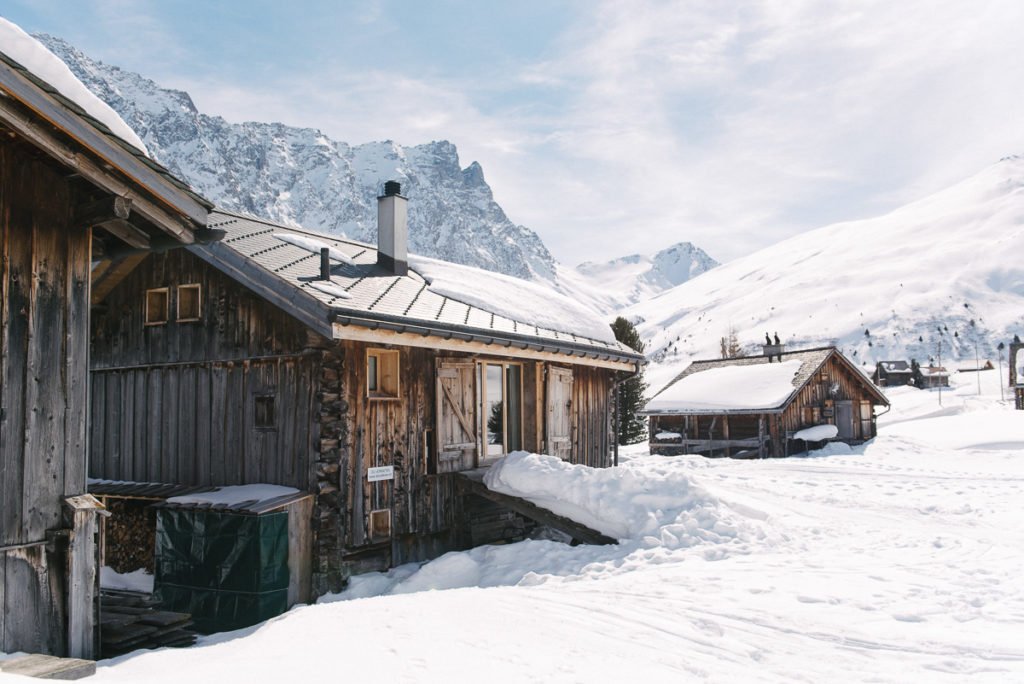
left=478, top=361, right=523, bottom=462
left=435, top=360, right=479, bottom=474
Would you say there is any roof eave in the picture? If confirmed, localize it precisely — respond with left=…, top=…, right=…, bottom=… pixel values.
left=0, top=55, right=209, bottom=239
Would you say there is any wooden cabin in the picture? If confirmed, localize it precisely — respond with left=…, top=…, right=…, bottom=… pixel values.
left=88, top=185, right=644, bottom=597
left=872, top=360, right=913, bottom=388
left=0, top=42, right=208, bottom=658
left=918, top=365, right=950, bottom=389
left=642, top=346, right=888, bottom=458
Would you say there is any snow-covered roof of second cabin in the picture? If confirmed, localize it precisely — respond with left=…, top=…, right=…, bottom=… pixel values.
left=192, top=210, right=642, bottom=366
left=642, top=347, right=887, bottom=415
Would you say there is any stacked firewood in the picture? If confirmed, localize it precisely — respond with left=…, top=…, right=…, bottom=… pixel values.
left=103, top=499, right=157, bottom=573
left=100, top=591, right=196, bottom=657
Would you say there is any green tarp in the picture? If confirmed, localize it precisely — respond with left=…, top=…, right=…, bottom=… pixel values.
left=154, top=508, right=288, bottom=633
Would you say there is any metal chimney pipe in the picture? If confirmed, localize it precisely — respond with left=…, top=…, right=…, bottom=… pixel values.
left=320, top=247, right=330, bottom=280
left=377, top=180, right=409, bottom=276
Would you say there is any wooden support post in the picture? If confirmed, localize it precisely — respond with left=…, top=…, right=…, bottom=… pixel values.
left=723, top=416, right=731, bottom=458
left=758, top=416, right=766, bottom=459
left=63, top=494, right=108, bottom=660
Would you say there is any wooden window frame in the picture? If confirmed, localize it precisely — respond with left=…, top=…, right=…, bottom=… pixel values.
left=369, top=509, right=392, bottom=541
left=254, top=394, right=276, bottom=431
left=144, top=287, right=169, bottom=326
left=367, top=348, right=401, bottom=400
left=477, top=360, right=525, bottom=462
left=176, top=283, right=202, bottom=322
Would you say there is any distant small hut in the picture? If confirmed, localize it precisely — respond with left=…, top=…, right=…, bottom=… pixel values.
left=872, top=360, right=914, bottom=387
left=918, top=365, right=950, bottom=389
left=642, top=346, right=889, bottom=458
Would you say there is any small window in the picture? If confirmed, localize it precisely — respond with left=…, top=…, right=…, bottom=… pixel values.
left=144, top=288, right=169, bottom=326
left=254, top=394, right=276, bottom=429
left=367, top=349, right=400, bottom=399
left=369, top=509, right=392, bottom=541
left=177, top=284, right=202, bottom=322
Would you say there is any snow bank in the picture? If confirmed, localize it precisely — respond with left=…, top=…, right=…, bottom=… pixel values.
left=409, top=255, right=617, bottom=344
left=793, top=424, right=839, bottom=441
left=0, top=18, right=148, bottom=153
left=646, top=359, right=801, bottom=412
left=166, top=484, right=298, bottom=506
left=484, top=452, right=758, bottom=546
left=324, top=451, right=768, bottom=602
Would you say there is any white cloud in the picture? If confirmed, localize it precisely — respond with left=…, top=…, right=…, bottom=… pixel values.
left=25, top=0, right=1024, bottom=267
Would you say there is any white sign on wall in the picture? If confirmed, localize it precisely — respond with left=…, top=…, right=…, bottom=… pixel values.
left=367, top=465, right=395, bottom=482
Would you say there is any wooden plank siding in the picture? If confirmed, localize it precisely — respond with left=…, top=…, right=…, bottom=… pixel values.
left=0, top=139, right=92, bottom=655
left=89, top=247, right=619, bottom=593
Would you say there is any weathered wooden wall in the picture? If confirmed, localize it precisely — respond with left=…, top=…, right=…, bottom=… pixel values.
left=780, top=355, right=877, bottom=442
left=89, top=249, right=324, bottom=491
left=0, top=139, right=90, bottom=655
left=332, top=342, right=615, bottom=579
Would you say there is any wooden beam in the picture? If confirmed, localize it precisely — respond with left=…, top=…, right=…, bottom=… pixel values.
left=332, top=323, right=638, bottom=372
left=455, top=472, right=616, bottom=546
left=97, top=218, right=149, bottom=249
left=0, top=60, right=208, bottom=227
left=74, top=195, right=131, bottom=228
left=0, top=94, right=198, bottom=243
left=90, top=253, right=147, bottom=305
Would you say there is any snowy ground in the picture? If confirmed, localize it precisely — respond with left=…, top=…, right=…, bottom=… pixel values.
left=3, top=371, right=1021, bottom=683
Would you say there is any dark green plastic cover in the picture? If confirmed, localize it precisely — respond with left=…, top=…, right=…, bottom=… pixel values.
left=154, top=508, right=289, bottom=633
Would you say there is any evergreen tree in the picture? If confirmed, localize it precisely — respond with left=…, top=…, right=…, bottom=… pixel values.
left=910, top=358, right=924, bottom=387
left=611, top=317, right=648, bottom=445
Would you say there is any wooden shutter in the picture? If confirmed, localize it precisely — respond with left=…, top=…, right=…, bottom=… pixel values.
left=435, top=359, right=478, bottom=473
left=546, top=366, right=573, bottom=460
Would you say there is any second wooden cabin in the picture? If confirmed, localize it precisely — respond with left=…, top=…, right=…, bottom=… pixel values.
left=642, top=345, right=888, bottom=458
left=88, top=182, right=643, bottom=598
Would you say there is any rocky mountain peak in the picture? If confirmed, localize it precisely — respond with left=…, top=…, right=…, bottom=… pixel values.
left=37, top=34, right=556, bottom=281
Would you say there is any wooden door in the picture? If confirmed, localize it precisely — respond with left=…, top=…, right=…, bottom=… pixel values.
left=835, top=400, right=854, bottom=440
left=436, top=359, right=478, bottom=473
left=546, top=367, right=573, bottom=460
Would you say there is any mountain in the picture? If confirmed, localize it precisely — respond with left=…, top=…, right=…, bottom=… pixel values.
left=624, top=156, right=1024, bottom=393
left=37, top=35, right=555, bottom=281
left=558, top=242, right=718, bottom=313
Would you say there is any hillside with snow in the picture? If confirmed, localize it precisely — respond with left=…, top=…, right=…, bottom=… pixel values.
left=626, top=156, right=1024, bottom=393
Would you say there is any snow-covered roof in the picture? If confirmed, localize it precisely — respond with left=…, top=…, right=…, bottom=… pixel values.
left=195, top=210, right=641, bottom=364
left=0, top=19, right=147, bottom=152
left=642, top=347, right=887, bottom=415
left=0, top=18, right=211, bottom=234
left=645, top=360, right=803, bottom=412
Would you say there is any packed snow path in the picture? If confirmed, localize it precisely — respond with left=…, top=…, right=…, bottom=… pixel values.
left=6, top=373, right=1019, bottom=683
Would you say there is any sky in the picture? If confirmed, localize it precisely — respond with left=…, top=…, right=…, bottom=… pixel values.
left=4, top=0, right=1024, bottom=266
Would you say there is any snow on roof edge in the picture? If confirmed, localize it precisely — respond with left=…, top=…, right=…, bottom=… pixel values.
left=0, top=18, right=149, bottom=154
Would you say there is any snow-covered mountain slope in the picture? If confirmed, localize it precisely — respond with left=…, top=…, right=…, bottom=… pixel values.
left=558, top=242, right=719, bottom=313
left=625, top=155, right=1024, bottom=394
left=37, top=35, right=555, bottom=281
